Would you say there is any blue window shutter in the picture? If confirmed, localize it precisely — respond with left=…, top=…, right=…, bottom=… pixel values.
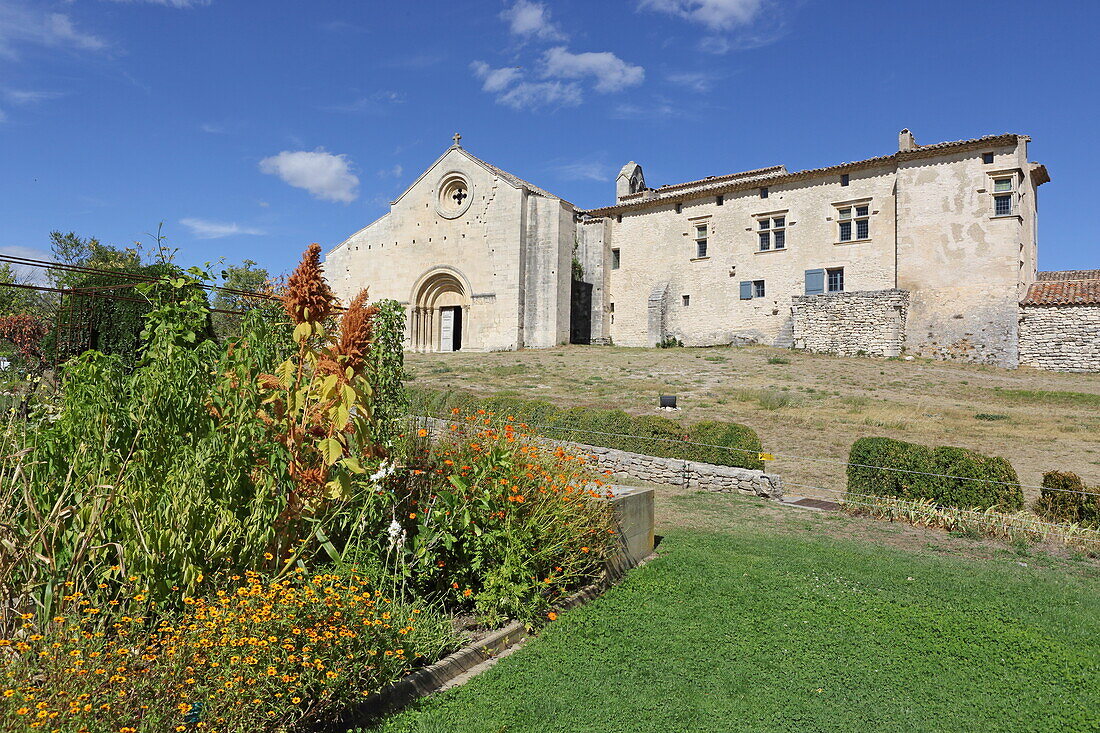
left=805, top=269, right=825, bottom=294
left=739, top=281, right=753, bottom=300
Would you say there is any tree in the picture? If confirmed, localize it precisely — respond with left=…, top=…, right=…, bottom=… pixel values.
left=49, top=231, right=142, bottom=289
left=212, top=260, right=273, bottom=340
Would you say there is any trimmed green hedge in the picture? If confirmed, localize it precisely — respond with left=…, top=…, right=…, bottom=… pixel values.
left=847, top=437, right=1023, bottom=511
left=1034, top=471, right=1100, bottom=528
left=408, top=388, right=764, bottom=471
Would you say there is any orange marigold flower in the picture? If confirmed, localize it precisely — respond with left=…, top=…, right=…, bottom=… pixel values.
left=417, top=429, right=428, bottom=437
left=547, top=612, right=558, bottom=621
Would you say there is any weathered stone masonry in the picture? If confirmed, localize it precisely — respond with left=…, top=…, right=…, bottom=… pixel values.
left=571, top=443, right=783, bottom=499
left=1018, top=271, right=1100, bottom=373
left=790, top=289, right=909, bottom=358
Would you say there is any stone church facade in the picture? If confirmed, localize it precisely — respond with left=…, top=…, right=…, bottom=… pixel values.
left=325, top=130, right=1098, bottom=372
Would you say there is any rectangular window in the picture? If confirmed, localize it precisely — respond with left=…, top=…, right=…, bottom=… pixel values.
left=675, top=202, right=682, bottom=214
left=772, top=216, right=786, bottom=249
left=682, top=295, right=690, bottom=307
left=836, top=203, right=870, bottom=241
left=753, top=280, right=766, bottom=298
left=841, top=173, right=850, bottom=187
left=611, top=248, right=621, bottom=270
left=695, top=224, right=708, bottom=258
left=990, top=174, right=1016, bottom=216
left=756, top=214, right=786, bottom=251
left=716, top=194, right=724, bottom=206
left=982, top=152, right=994, bottom=164
left=827, top=267, right=844, bottom=292
left=760, top=187, right=769, bottom=199
left=739, top=281, right=753, bottom=300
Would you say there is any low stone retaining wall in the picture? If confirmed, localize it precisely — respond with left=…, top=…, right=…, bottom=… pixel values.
left=573, top=442, right=782, bottom=499
left=418, top=416, right=782, bottom=500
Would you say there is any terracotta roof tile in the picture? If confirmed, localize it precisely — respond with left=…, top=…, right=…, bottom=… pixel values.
left=1036, top=269, right=1100, bottom=282
left=1022, top=279, right=1100, bottom=306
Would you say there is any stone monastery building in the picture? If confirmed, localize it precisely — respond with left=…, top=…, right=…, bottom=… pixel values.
left=326, top=130, right=1100, bottom=372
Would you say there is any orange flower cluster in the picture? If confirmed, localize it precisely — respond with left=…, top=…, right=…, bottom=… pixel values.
left=283, top=244, right=336, bottom=326
left=401, top=411, right=617, bottom=623
left=0, top=572, right=451, bottom=733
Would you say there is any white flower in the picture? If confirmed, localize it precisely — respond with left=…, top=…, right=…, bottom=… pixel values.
left=370, top=460, right=397, bottom=483
left=387, top=519, right=402, bottom=540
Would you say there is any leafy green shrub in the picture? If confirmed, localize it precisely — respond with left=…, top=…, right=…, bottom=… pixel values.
left=1034, top=471, right=1100, bottom=528
left=847, top=437, right=1023, bottom=510
left=766, top=355, right=790, bottom=365
left=684, top=421, right=765, bottom=470
left=408, top=388, right=765, bottom=471
left=933, top=446, right=1023, bottom=511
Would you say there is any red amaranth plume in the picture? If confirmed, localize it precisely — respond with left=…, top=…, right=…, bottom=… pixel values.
left=335, top=289, right=378, bottom=377
left=284, top=243, right=336, bottom=325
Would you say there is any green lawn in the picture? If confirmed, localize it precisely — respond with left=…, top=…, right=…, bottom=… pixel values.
left=369, top=493, right=1099, bottom=733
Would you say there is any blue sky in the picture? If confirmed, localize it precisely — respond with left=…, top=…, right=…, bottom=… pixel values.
left=1, top=0, right=1097, bottom=281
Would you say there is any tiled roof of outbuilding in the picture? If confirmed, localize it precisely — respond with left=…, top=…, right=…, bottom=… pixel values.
left=1036, top=269, right=1100, bottom=282
left=1022, top=278, right=1100, bottom=306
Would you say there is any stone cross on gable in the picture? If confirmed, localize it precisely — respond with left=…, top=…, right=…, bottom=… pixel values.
left=452, top=132, right=462, bottom=147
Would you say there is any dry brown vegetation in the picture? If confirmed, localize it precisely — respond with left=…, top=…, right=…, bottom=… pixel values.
left=406, top=345, right=1100, bottom=503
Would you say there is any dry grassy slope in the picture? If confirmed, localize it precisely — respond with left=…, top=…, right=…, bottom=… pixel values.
left=405, top=345, right=1100, bottom=502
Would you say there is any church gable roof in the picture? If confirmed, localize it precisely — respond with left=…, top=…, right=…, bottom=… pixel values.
left=391, top=143, right=571, bottom=208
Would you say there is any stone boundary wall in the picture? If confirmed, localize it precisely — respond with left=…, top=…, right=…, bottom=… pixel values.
left=572, top=442, right=783, bottom=499
left=1019, top=304, right=1100, bottom=373
left=419, top=417, right=782, bottom=499
left=790, top=289, right=909, bottom=358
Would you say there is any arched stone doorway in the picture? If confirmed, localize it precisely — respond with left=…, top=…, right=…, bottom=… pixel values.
left=410, top=268, right=470, bottom=352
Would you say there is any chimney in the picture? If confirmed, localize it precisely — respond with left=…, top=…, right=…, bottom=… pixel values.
left=898, top=129, right=917, bottom=152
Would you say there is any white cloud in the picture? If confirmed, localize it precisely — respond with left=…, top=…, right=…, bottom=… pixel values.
left=4, top=89, right=65, bottom=104
left=639, top=0, right=786, bottom=52
left=258, top=148, right=359, bottom=203
left=179, top=218, right=265, bottom=239
left=377, top=164, right=403, bottom=179
left=0, top=245, right=54, bottom=285
left=552, top=161, right=612, bottom=182
left=501, top=0, right=565, bottom=41
left=666, top=71, right=715, bottom=93
left=499, top=80, right=582, bottom=111
left=103, top=0, right=212, bottom=7
left=611, top=99, right=682, bottom=120
left=0, top=4, right=108, bottom=58
left=542, top=47, right=644, bottom=93
left=470, top=61, right=580, bottom=110
left=323, top=90, right=405, bottom=114
left=639, top=0, right=763, bottom=30
left=470, top=61, right=523, bottom=93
